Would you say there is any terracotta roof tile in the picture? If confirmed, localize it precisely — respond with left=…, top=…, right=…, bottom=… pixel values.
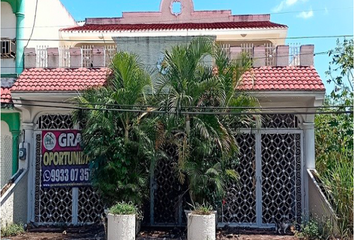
left=61, top=21, right=287, bottom=32
left=11, top=68, right=110, bottom=92
left=238, top=66, right=325, bottom=91
left=12, top=66, right=325, bottom=93
left=1, top=87, right=12, bottom=104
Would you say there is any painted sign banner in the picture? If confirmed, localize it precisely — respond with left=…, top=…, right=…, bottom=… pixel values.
left=42, top=130, right=91, bottom=188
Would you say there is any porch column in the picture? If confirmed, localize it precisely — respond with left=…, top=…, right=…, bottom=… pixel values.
left=303, top=122, right=315, bottom=169
left=302, top=122, right=315, bottom=220
left=24, top=122, right=35, bottom=223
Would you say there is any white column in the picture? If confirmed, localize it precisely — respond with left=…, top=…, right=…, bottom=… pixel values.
left=24, top=122, right=35, bottom=223
left=302, top=122, right=315, bottom=220
left=303, top=122, right=315, bottom=169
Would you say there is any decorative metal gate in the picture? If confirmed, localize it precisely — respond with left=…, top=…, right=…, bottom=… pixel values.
left=34, top=114, right=103, bottom=225
left=221, top=114, right=303, bottom=227
left=149, top=145, right=188, bottom=226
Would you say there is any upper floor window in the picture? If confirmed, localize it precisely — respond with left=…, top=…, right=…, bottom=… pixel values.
left=1, top=38, right=16, bottom=59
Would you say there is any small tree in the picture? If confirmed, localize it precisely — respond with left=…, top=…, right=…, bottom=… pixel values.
left=155, top=38, right=257, bottom=207
left=315, top=38, right=353, bottom=237
left=73, top=52, right=154, bottom=207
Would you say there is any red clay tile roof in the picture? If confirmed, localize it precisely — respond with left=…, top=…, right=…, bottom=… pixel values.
left=11, top=68, right=110, bottom=92
left=61, top=21, right=287, bottom=32
left=239, top=66, right=325, bottom=91
left=11, top=66, right=324, bottom=93
left=1, top=88, right=12, bottom=104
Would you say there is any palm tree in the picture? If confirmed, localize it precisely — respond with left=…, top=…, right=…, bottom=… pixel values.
left=72, top=52, right=155, bottom=206
left=156, top=37, right=258, bottom=206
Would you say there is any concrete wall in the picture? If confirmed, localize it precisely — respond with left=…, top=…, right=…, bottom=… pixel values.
left=308, top=169, right=339, bottom=233
left=0, top=171, right=28, bottom=227
left=114, top=36, right=215, bottom=84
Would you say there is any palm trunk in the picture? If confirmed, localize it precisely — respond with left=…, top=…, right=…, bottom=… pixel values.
left=124, top=118, right=130, bottom=143
left=186, top=114, right=190, bottom=136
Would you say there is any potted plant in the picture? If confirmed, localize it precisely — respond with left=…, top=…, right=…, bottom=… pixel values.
left=107, top=202, right=139, bottom=240
left=187, top=202, right=217, bottom=240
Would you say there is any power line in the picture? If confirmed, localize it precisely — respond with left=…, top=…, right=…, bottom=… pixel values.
left=24, top=0, right=39, bottom=49
left=1, top=6, right=352, bottom=30
left=5, top=101, right=353, bottom=116
left=10, top=34, right=354, bottom=43
left=271, top=7, right=353, bottom=15
left=11, top=98, right=353, bottom=111
left=0, top=50, right=333, bottom=69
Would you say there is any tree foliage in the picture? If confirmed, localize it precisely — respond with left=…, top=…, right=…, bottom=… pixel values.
left=72, top=52, right=154, bottom=206
left=315, top=38, right=353, bottom=237
left=155, top=38, right=257, bottom=206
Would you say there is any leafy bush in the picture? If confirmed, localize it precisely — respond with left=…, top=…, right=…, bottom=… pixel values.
left=1, top=223, right=25, bottom=237
left=321, top=161, right=353, bottom=238
left=109, top=202, right=138, bottom=215
left=295, top=218, right=332, bottom=240
left=73, top=52, right=153, bottom=207
left=314, top=39, right=353, bottom=239
left=189, top=202, right=214, bottom=215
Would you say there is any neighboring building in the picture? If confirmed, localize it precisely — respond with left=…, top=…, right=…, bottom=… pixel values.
left=4, top=0, right=327, bottom=229
left=0, top=0, right=76, bottom=227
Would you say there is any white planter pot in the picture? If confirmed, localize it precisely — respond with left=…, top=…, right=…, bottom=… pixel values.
left=187, top=212, right=216, bottom=240
left=107, top=213, right=136, bottom=240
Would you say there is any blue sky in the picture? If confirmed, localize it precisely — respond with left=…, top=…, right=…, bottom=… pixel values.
left=60, top=0, right=353, bottom=93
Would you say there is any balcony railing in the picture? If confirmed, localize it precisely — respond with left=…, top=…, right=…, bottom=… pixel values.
left=35, top=45, right=117, bottom=68
left=222, top=43, right=301, bottom=67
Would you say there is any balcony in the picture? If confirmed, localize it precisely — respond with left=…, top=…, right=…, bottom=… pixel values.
left=222, top=43, right=301, bottom=67
left=34, top=44, right=117, bottom=68
left=25, top=43, right=305, bottom=69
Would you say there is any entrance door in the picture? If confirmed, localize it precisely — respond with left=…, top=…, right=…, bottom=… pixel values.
left=33, top=114, right=103, bottom=225
left=149, top=145, right=188, bottom=226
left=220, top=128, right=303, bottom=227
left=261, top=132, right=302, bottom=226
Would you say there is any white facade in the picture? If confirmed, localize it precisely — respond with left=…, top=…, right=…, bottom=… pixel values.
left=24, top=0, right=77, bottom=48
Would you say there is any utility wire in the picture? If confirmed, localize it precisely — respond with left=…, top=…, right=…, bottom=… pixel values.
left=5, top=102, right=353, bottom=116
left=1, top=6, right=353, bottom=29
left=8, top=35, right=354, bottom=43
left=11, top=98, right=353, bottom=110
left=0, top=51, right=334, bottom=69
left=24, top=0, right=39, bottom=49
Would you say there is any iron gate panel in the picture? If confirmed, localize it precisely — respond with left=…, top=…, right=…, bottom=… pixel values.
left=261, top=133, right=302, bottom=224
left=78, top=186, right=104, bottom=224
left=34, top=114, right=103, bottom=225
left=221, top=133, right=256, bottom=224
left=152, top=145, right=186, bottom=226
left=35, top=133, right=73, bottom=223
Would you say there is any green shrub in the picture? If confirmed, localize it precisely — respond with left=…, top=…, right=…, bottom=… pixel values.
left=321, top=161, right=353, bottom=238
left=295, top=218, right=332, bottom=240
left=109, top=202, right=138, bottom=215
left=1, top=223, right=25, bottom=237
left=190, top=202, right=213, bottom=215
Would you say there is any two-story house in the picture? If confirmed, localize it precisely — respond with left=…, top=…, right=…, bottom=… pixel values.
left=1, top=0, right=76, bottom=227
left=5, top=0, right=328, bottom=229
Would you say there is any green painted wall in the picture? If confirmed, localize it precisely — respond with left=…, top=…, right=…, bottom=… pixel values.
left=1, top=112, right=20, bottom=174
